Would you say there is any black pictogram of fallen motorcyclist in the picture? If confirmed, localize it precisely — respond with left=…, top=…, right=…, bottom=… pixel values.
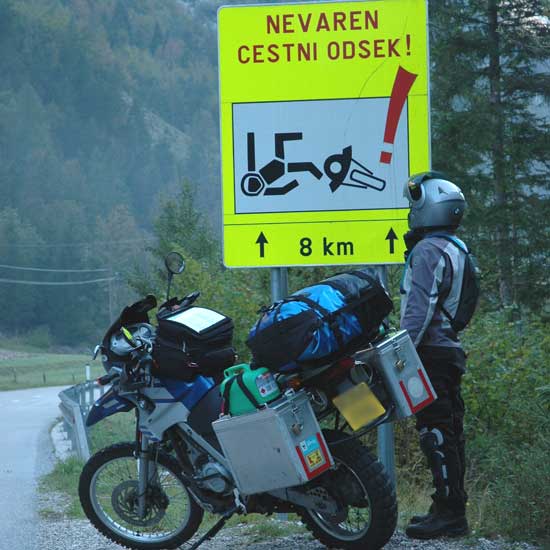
left=240, top=132, right=386, bottom=197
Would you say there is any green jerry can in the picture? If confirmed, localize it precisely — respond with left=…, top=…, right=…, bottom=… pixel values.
left=220, top=363, right=281, bottom=416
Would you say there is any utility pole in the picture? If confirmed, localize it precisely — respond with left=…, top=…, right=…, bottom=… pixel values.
left=108, top=271, right=114, bottom=323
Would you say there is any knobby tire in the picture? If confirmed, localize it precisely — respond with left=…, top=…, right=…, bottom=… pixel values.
left=79, top=442, right=203, bottom=550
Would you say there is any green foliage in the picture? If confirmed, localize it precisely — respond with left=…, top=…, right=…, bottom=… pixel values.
left=459, top=312, right=550, bottom=541
left=0, top=350, right=99, bottom=390
left=0, top=0, right=221, bottom=345
left=23, top=326, right=52, bottom=349
left=89, top=411, right=136, bottom=454
left=153, top=182, right=218, bottom=264
left=462, top=311, right=549, bottom=443
left=466, top=396, right=550, bottom=543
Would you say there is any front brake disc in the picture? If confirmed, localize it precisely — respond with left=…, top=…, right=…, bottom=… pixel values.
left=111, top=480, right=166, bottom=527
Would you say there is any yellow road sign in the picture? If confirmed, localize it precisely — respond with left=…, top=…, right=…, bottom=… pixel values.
left=219, top=0, right=429, bottom=268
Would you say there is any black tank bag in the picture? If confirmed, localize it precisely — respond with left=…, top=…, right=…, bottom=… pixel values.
left=153, top=305, right=235, bottom=380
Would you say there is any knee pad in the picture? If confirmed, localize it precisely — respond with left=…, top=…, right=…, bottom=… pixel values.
left=419, top=428, right=448, bottom=496
left=419, top=427, right=444, bottom=454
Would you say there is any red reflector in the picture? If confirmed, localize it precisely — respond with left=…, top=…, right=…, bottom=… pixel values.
left=338, top=357, right=354, bottom=370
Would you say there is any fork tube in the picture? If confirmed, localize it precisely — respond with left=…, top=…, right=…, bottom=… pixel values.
left=137, top=433, right=150, bottom=519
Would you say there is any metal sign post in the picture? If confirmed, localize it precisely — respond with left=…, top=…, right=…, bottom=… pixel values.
left=270, top=267, right=288, bottom=302
left=271, top=266, right=289, bottom=522
left=372, top=265, right=396, bottom=486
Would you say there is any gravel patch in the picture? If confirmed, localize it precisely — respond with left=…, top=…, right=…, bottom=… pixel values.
left=37, top=507, right=541, bottom=550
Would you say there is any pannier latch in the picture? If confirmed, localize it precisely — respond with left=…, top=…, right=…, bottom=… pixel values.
left=391, top=340, right=406, bottom=372
left=290, top=403, right=304, bottom=435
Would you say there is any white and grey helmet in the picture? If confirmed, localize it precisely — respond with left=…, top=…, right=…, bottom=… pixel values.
left=404, top=171, right=466, bottom=230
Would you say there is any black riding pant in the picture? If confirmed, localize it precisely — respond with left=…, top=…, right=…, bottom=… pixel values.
left=416, top=346, right=467, bottom=516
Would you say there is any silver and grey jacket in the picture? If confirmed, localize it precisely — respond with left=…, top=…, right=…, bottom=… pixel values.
left=400, top=233, right=467, bottom=351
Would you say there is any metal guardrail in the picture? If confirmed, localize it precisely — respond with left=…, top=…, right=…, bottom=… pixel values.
left=58, top=379, right=107, bottom=461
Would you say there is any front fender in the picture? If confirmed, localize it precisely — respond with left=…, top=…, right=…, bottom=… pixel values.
left=86, top=387, right=135, bottom=427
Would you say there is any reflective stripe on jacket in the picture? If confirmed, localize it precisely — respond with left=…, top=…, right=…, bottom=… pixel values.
left=400, top=233, right=467, bottom=350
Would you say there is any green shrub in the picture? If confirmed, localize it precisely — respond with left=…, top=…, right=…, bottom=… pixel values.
left=462, top=312, right=549, bottom=444
left=467, top=395, right=549, bottom=542
left=462, top=313, right=550, bottom=542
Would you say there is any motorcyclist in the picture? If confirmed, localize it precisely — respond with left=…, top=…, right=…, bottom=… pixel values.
left=400, top=171, right=471, bottom=539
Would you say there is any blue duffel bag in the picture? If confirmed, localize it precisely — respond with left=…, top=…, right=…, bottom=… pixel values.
left=246, top=270, right=393, bottom=372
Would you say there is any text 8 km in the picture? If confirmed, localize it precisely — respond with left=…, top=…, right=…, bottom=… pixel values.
left=299, top=237, right=355, bottom=257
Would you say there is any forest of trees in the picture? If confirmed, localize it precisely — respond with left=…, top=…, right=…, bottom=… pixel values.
left=0, top=0, right=548, bottom=345
left=0, top=0, right=222, bottom=343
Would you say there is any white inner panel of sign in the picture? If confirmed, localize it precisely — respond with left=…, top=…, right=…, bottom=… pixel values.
left=233, top=97, right=410, bottom=214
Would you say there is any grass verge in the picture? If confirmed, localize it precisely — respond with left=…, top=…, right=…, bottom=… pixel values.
left=40, top=456, right=86, bottom=519
left=0, top=353, right=100, bottom=390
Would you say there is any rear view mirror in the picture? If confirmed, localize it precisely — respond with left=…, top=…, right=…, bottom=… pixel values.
left=165, top=252, right=185, bottom=275
left=92, top=345, right=101, bottom=360
left=165, top=252, right=185, bottom=301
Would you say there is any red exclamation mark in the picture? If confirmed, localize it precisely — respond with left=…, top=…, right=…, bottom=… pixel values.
left=379, top=66, right=418, bottom=164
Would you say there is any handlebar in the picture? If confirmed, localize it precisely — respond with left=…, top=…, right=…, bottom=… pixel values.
left=97, top=346, right=153, bottom=391
left=137, top=353, right=154, bottom=373
left=178, top=291, right=200, bottom=309
left=97, top=372, right=117, bottom=386
left=97, top=366, right=122, bottom=386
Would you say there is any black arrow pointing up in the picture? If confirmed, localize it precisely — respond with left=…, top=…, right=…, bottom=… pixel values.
left=385, top=228, right=398, bottom=254
left=256, top=232, right=268, bottom=258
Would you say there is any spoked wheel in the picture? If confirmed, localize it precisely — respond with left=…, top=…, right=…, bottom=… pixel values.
left=298, top=430, right=397, bottom=550
left=79, top=443, right=203, bottom=550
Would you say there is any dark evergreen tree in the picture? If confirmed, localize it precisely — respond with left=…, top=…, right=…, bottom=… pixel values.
left=429, top=0, right=550, bottom=311
left=109, top=1, right=132, bottom=47
left=149, top=21, right=164, bottom=54
left=153, top=181, right=218, bottom=265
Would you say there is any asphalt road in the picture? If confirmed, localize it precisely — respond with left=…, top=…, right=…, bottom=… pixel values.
left=0, top=386, right=66, bottom=550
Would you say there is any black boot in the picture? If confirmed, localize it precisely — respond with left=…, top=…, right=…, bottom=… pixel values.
left=409, top=503, right=436, bottom=525
left=405, top=511, right=469, bottom=539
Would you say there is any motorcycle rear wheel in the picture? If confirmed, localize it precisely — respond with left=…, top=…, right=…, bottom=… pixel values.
left=298, top=430, right=397, bottom=550
left=79, top=443, right=203, bottom=550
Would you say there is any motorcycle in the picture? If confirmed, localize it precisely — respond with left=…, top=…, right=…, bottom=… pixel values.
left=79, top=252, right=435, bottom=550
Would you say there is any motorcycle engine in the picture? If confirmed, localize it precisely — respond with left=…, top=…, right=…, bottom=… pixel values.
left=195, top=461, right=233, bottom=495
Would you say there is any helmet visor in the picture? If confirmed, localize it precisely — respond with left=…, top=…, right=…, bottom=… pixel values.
left=404, top=170, right=449, bottom=202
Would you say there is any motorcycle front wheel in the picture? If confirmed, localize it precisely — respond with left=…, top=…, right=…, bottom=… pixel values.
left=298, top=430, right=397, bottom=550
left=79, top=443, right=203, bottom=550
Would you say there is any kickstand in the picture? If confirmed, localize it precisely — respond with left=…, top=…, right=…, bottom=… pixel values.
left=183, top=509, right=236, bottom=550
